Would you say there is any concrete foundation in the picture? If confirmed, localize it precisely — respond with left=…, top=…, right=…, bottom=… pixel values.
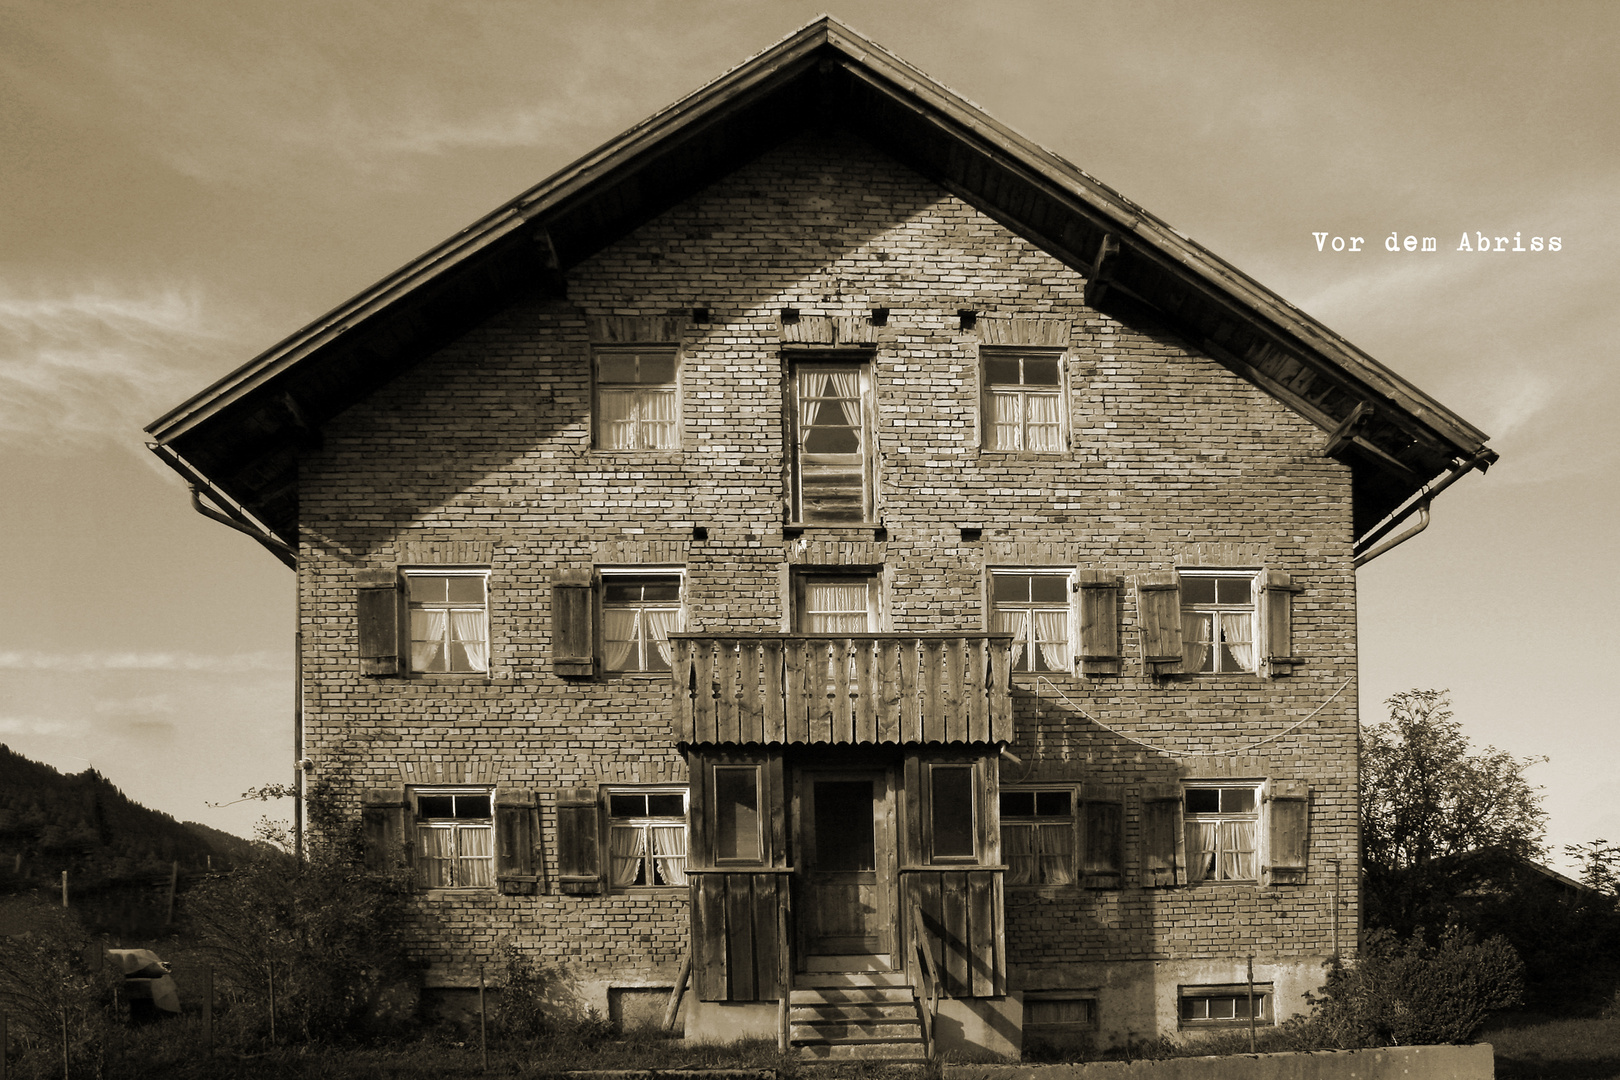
left=683, top=999, right=779, bottom=1043
left=936, top=994, right=1024, bottom=1060
left=948, top=1043, right=1495, bottom=1080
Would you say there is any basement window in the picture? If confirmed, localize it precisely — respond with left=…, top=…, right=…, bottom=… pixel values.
left=1179, top=984, right=1273, bottom=1027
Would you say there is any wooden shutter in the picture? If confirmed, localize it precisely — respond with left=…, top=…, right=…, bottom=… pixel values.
left=552, top=569, right=595, bottom=677
left=1136, top=572, right=1183, bottom=673
left=1080, top=784, right=1123, bottom=888
left=495, top=789, right=542, bottom=895
left=356, top=569, right=400, bottom=676
left=1266, top=780, right=1309, bottom=885
left=361, top=786, right=411, bottom=877
left=1076, top=572, right=1122, bottom=676
left=556, top=786, right=603, bottom=894
left=1262, top=570, right=1301, bottom=677
left=1141, top=785, right=1183, bottom=887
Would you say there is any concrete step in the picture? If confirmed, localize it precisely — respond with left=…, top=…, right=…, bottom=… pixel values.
left=793, top=970, right=910, bottom=988
left=790, top=986, right=916, bottom=1006
left=792, top=1019, right=923, bottom=1042
left=790, top=1001, right=919, bottom=1022
left=796, top=1040, right=928, bottom=1062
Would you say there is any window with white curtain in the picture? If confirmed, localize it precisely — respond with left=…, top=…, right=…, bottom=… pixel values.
left=594, top=347, right=679, bottom=450
left=983, top=350, right=1063, bottom=452
left=405, top=570, right=489, bottom=673
left=1178, top=570, right=1259, bottom=673
left=600, top=573, right=683, bottom=672
left=414, top=788, right=493, bottom=888
left=607, top=788, right=688, bottom=889
left=1184, top=783, right=1260, bottom=882
left=796, top=573, right=879, bottom=633
left=991, top=571, right=1071, bottom=672
left=1000, top=788, right=1075, bottom=886
left=793, top=360, right=872, bottom=522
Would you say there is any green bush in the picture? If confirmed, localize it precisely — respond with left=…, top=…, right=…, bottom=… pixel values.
left=0, top=898, right=121, bottom=1076
left=1299, top=925, right=1524, bottom=1046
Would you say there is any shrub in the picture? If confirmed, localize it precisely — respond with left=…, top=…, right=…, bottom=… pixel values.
left=1300, top=925, right=1524, bottom=1046
left=0, top=898, right=121, bottom=1075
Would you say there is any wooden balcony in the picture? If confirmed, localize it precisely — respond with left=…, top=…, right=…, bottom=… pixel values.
left=671, top=634, right=1013, bottom=746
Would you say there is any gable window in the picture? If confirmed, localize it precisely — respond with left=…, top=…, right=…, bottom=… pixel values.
left=601, top=572, right=683, bottom=672
left=1000, top=788, right=1074, bottom=885
left=1179, top=570, right=1258, bottom=673
left=983, top=350, right=1063, bottom=451
left=414, top=788, right=494, bottom=889
left=1185, top=783, right=1260, bottom=882
left=406, top=570, right=489, bottom=673
left=792, top=359, right=872, bottom=523
left=607, top=788, right=689, bottom=889
left=1179, top=984, right=1272, bottom=1027
left=992, top=571, right=1070, bottom=672
left=595, top=347, right=678, bottom=450
left=796, top=573, right=879, bottom=633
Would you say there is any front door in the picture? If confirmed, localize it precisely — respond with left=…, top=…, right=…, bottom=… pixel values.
left=796, top=770, right=895, bottom=969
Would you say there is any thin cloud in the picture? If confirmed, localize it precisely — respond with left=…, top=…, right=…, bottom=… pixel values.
left=93, top=693, right=179, bottom=716
left=0, top=650, right=283, bottom=673
left=0, top=716, right=84, bottom=737
left=0, top=285, right=235, bottom=450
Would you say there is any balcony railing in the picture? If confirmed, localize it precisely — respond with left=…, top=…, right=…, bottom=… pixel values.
left=670, top=634, right=1013, bottom=746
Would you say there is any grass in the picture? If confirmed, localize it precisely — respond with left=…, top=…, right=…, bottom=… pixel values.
left=1485, top=1009, right=1620, bottom=1080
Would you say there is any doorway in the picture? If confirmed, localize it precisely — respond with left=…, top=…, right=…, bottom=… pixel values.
left=795, top=769, right=897, bottom=970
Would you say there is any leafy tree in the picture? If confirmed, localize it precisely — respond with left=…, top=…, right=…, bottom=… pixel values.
left=1565, top=839, right=1620, bottom=897
left=1362, top=689, right=1546, bottom=872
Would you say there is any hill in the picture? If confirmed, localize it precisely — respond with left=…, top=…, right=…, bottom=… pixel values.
left=0, top=743, right=254, bottom=893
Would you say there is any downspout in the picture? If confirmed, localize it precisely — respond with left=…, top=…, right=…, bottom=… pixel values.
left=1352, top=449, right=1495, bottom=567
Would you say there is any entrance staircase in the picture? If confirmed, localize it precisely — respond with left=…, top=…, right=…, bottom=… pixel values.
left=788, top=971, right=928, bottom=1063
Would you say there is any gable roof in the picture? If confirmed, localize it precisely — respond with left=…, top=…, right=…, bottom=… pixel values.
left=146, top=15, right=1495, bottom=559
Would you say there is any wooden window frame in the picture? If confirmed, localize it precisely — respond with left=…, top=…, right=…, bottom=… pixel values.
left=1023, top=991, right=1100, bottom=1036
left=980, top=347, right=1067, bottom=453
left=988, top=568, right=1074, bottom=674
left=1178, top=983, right=1274, bottom=1028
left=597, top=567, right=685, bottom=675
left=999, top=785, right=1077, bottom=887
left=1183, top=781, right=1263, bottom=884
left=924, top=762, right=979, bottom=864
left=793, top=569, right=881, bottom=633
left=592, top=345, right=681, bottom=452
left=403, top=568, right=490, bottom=676
left=411, top=786, right=494, bottom=891
left=789, top=355, right=875, bottom=526
left=1177, top=568, right=1261, bottom=675
left=710, top=764, right=765, bottom=866
left=605, top=786, right=689, bottom=892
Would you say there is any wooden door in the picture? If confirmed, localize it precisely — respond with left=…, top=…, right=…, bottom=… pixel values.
left=797, top=771, right=895, bottom=967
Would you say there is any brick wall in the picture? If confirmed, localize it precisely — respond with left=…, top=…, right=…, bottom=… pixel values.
left=297, top=129, right=1357, bottom=990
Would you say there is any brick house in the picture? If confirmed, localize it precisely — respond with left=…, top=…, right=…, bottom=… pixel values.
left=147, top=18, right=1496, bottom=1057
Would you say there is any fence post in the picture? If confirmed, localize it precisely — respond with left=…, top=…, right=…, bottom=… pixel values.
left=203, top=967, right=213, bottom=1058
left=60, top=1008, right=68, bottom=1080
left=267, top=963, right=276, bottom=1045
left=164, top=861, right=179, bottom=926
left=2, top=1010, right=8, bottom=1080
left=60, top=870, right=68, bottom=908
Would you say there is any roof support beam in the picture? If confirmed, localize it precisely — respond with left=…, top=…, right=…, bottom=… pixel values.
left=1084, top=234, right=1119, bottom=309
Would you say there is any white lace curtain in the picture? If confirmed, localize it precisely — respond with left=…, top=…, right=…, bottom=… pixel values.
left=413, top=610, right=448, bottom=671
left=1186, top=820, right=1258, bottom=882
left=1221, top=613, right=1255, bottom=672
left=458, top=827, right=493, bottom=887
left=609, top=826, right=646, bottom=888
left=1182, top=613, right=1211, bottom=671
left=603, top=607, right=683, bottom=670
left=805, top=582, right=869, bottom=633
left=1003, top=823, right=1074, bottom=886
left=1025, top=392, right=1061, bottom=451
left=990, top=390, right=1060, bottom=451
left=599, top=388, right=677, bottom=450
left=651, top=825, right=688, bottom=886
left=418, top=825, right=492, bottom=887
left=993, top=608, right=1067, bottom=671
left=799, top=370, right=861, bottom=437
left=452, top=610, right=487, bottom=671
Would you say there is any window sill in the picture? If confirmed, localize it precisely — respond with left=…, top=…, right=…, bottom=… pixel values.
left=977, top=450, right=1072, bottom=459
left=418, top=887, right=497, bottom=897
left=404, top=671, right=493, bottom=681
left=587, top=450, right=686, bottom=459
left=1178, top=1020, right=1274, bottom=1030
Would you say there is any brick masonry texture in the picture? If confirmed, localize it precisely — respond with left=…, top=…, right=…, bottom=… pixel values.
left=297, top=130, right=1359, bottom=994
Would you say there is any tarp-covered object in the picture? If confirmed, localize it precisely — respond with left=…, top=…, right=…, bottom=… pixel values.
left=107, top=949, right=180, bottom=1014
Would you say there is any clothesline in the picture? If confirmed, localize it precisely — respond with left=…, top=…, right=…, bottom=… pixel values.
left=1032, top=676, right=1355, bottom=758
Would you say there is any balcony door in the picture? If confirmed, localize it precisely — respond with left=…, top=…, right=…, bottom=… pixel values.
left=795, top=769, right=896, bottom=969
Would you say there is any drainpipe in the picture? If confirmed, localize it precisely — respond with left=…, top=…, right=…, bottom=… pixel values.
left=1352, top=449, right=1495, bottom=567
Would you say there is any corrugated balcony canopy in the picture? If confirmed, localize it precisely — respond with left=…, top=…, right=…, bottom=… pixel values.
left=672, top=634, right=1013, bottom=746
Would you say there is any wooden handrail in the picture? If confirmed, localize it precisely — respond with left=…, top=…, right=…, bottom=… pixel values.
left=911, top=903, right=940, bottom=1061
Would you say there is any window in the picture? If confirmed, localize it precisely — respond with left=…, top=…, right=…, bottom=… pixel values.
left=1185, top=783, right=1260, bottom=882
left=1001, top=788, right=1074, bottom=885
left=1179, top=570, right=1258, bottom=673
left=792, top=360, right=872, bottom=523
left=991, top=572, right=1070, bottom=672
left=983, top=350, right=1063, bottom=451
left=606, top=788, right=688, bottom=889
left=406, top=570, right=489, bottom=673
left=1179, top=984, right=1272, bottom=1026
left=1024, top=994, right=1099, bottom=1037
left=414, top=788, right=493, bottom=889
left=928, top=764, right=976, bottom=862
left=796, top=573, right=879, bottom=633
left=595, top=347, right=678, bottom=450
left=713, top=766, right=762, bottom=863
left=600, top=572, right=683, bottom=672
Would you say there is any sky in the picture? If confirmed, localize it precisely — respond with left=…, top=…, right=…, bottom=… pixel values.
left=2, top=1, right=1616, bottom=870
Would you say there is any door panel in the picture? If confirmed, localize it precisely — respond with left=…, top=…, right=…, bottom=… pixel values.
left=797, top=771, right=894, bottom=965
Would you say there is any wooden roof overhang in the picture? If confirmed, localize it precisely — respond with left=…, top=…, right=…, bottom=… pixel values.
left=147, top=16, right=1494, bottom=558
